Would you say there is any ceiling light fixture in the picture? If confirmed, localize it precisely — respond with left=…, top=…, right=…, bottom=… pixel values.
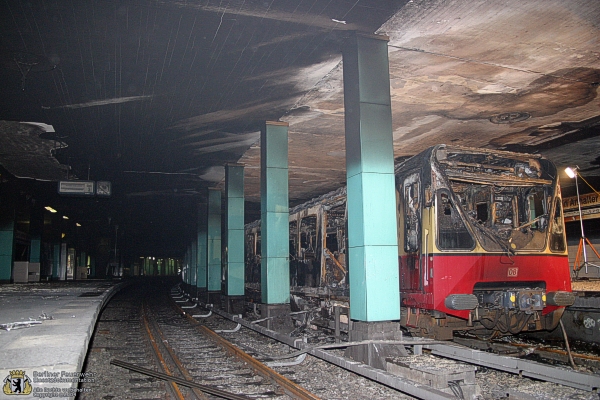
left=62, top=216, right=69, bottom=220
left=489, top=111, right=530, bottom=124
left=44, top=206, right=57, bottom=213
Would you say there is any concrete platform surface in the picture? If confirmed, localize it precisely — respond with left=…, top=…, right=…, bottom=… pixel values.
left=0, top=280, right=127, bottom=399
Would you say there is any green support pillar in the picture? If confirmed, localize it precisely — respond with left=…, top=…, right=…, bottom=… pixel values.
left=79, top=251, right=87, bottom=279
left=260, top=121, right=290, bottom=305
left=196, top=205, right=207, bottom=292
left=30, top=239, right=41, bottom=263
left=343, top=33, right=400, bottom=322
left=59, top=242, right=67, bottom=280
left=186, top=244, right=192, bottom=284
left=29, top=205, right=43, bottom=264
left=207, top=188, right=222, bottom=295
left=191, top=240, right=197, bottom=290
left=224, top=163, right=245, bottom=296
left=90, top=256, right=96, bottom=278
left=0, top=214, right=15, bottom=282
left=52, top=243, right=60, bottom=279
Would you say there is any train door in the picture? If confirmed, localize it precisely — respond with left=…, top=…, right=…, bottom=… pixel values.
left=399, top=172, right=423, bottom=292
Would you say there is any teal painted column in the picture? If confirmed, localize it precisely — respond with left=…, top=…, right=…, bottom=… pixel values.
left=260, top=121, right=290, bottom=304
left=0, top=215, right=15, bottom=282
left=59, top=242, right=67, bottom=280
left=29, top=205, right=43, bottom=264
left=224, top=163, right=245, bottom=296
left=30, top=239, right=41, bottom=263
left=343, top=33, right=400, bottom=322
left=186, top=244, right=192, bottom=283
left=207, top=188, right=222, bottom=292
left=90, top=256, right=96, bottom=278
left=52, top=243, right=60, bottom=279
left=191, top=240, right=197, bottom=287
left=196, top=204, right=207, bottom=291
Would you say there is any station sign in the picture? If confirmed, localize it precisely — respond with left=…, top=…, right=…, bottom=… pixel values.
left=562, top=192, right=600, bottom=222
left=58, top=181, right=112, bottom=197
left=564, top=207, right=600, bottom=222
left=96, top=181, right=112, bottom=196
left=563, top=192, right=600, bottom=211
left=58, top=181, right=95, bottom=196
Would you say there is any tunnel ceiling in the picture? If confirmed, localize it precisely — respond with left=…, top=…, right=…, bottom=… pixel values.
left=0, top=0, right=599, bottom=256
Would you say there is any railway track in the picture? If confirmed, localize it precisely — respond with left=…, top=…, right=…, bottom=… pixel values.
left=79, top=280, right=322, bottom=399
left=170, top=288, right=600, bottom=400
left=80, top=280, right=600, bottom=399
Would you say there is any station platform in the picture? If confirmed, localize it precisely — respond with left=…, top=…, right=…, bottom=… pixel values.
left=0, top=280, right=127, bottom=399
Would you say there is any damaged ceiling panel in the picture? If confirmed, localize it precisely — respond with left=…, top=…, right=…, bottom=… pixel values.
left=384, top=0, right=600, bottom=158
left=241, top=0, right=600, bottom=205
left=0, top=121, right=68, bottom=181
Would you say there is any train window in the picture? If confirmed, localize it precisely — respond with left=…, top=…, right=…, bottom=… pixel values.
left=437, top=190, right=475, bottom=250
left=492, top=197, right=514, bottom=226
left=549, top=198, right=566, bottom=252
left=476, top=203, right=488, bottom=223
left=403, top=174, right=420, bottom=253
left=527, top=192, right=545, bottom=229
left=300, top=216, right=317, bottom=260
left=289, top=220, right=298, bottom=258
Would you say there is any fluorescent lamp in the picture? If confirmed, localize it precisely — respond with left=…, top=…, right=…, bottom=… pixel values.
left=44, top=206, right=57, bottom=213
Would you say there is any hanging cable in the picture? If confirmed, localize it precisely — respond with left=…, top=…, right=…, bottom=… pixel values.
left=577, top=173, right=600, bottom=197
left=559, top=319, right=576, bottom=369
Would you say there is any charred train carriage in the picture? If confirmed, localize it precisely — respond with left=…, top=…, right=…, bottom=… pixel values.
left=395, top=145, right=574, bottom=339
left=245, top=145, right=575, bottom=339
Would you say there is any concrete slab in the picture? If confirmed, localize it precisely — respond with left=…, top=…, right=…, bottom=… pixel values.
left=0, top=280, right=127, bottom=399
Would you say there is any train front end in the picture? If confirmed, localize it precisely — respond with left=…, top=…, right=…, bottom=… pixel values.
left=397, top=145, right=574, bottom=339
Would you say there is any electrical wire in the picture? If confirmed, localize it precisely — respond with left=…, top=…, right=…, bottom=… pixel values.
left=577, top=173, right=600, bottom=197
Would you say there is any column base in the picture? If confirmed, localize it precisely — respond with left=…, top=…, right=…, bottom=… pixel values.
left=207, top=291, right=221, bottom=307
left=223, top=295, right=245, bottom=315
left=196, top=288, right=207, bottom=304
left=181, top=282, right=192, bottom=297
left=344, top=321, right=407, bottom=370
left=260, top=303, right=293, bottom=333
left=189, top=286, right=200, bottom=301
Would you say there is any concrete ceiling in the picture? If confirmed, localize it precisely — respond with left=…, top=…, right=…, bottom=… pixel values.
left=0, top=0, right=599, bottom=256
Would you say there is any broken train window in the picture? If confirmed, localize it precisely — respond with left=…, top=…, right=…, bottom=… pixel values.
left=403, top=173, right=421, bottom=253
left=549, top=198, right=566, bottom=252
left=436, top=189, right=475, bottom=250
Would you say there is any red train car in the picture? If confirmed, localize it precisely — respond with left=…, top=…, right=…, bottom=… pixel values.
left=396, top=145, right=574, bottom=339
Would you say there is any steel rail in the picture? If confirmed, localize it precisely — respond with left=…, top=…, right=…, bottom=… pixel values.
left=173, top=300, right=322, bottom=400
left=110, top=359, right=251, bottom=400
left=177, top=300, right=455, bottom=400
left=483, top=338, right=600, bottom=363
left=142, top=303, right=209, bottom=400
left=425, top=342, right=600, bottom=392
left=141, top=304, right=186, bottom=400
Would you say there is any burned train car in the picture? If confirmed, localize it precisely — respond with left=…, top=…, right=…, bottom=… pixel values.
left=244, top=186, right=348, bottom=300
left=244, top=145, right=575, bottom=339
left=396, top=145, right=574, bottom=339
